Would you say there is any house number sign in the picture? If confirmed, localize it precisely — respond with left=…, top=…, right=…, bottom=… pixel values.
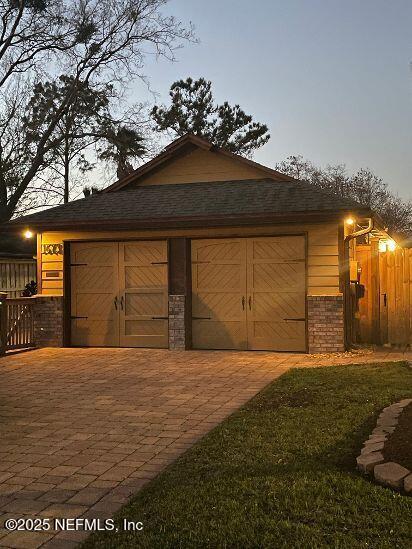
left=42, top=244, right=63, bottom=256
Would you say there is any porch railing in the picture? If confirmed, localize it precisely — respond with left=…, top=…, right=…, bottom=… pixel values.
left=0, top=293, right=35, bottom=355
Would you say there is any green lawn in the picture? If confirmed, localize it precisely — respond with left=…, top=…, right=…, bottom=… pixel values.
left=84, top=362, right=412, bottom=548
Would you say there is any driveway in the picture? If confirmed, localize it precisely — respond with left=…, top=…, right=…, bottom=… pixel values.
left=0, top=347, right=410, bottom=548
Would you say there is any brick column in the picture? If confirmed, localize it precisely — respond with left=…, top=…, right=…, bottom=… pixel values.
left=168, top=295, right=186, bottom=350
left=167, top=237, right=191, bottom=350
left=307, top=295, right=345, bottom=353
left=33, top=296, right=64, bottom=348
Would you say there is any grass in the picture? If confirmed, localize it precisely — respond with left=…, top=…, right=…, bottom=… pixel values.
left=83, top=361, right=412, bottom=548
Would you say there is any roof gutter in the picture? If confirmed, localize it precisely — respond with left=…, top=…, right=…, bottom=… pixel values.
left=344, top=217, right=374, bottom=242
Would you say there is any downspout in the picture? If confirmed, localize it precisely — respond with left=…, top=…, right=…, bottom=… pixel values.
left=343, top=218, right=374, bottom=349
left=344, top=218, right=374, bottom=244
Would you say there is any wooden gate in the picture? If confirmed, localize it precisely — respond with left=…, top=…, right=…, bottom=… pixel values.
left=0, top=294, right=35, bottom=354
left=357, top=245, right=412, bottom=346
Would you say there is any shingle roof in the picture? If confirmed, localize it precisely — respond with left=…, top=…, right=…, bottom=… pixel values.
left=9, top=179, right=369, bottom=228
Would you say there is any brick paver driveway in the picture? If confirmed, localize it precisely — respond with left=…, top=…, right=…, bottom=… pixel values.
left=0, top=347, right=410, bottom=548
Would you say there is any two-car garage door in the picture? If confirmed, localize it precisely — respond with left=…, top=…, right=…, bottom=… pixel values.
left=191, top=236, right=307, bottom=351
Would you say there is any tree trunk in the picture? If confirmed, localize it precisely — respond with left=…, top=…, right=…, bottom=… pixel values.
left=63, top=139, right=70, bottom=204
left=0, top=204, right=11, bottom=224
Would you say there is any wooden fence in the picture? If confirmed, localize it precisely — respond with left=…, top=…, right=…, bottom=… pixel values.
left=0, top=294, right=35, bottom=354
left=357, top=245, right=412, bottom=346
left=0, top=259, right=37, bottom=298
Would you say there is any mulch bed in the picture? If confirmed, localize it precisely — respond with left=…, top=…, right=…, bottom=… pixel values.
left=383, top=403, right=412, bottom=470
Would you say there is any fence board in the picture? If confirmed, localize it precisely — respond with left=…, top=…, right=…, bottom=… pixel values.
left=357, top=246, right=412, bottom=346
left=0, top=260, right=36, bottom=298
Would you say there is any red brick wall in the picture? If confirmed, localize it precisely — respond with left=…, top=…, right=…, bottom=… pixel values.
left=33, top=296, right=64, bottom=348
left=307, top=295, right=345, bottom=353
left=168, top=295, right=186, bottom=350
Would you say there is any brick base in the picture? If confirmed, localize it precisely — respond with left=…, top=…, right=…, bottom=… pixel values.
left=33, top=296, right=64, bottom=348
left=307, top=295, right=345, bottom=354
left=29, top=294, right=345, bottom=353
left=168, top=295, right=186, bottom=350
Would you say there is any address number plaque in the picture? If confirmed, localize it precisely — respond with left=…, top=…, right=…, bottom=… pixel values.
left=42, top=244, right=63, bottom=256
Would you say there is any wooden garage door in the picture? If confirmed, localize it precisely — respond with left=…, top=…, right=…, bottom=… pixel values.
left=246, top=237, right=306, bottom=351
left=71, top=242, right=119, bottom=346
left=70, top=241, right=167, bottom=348
left=191, top=239, right=247, bottom=349
left=119, top=241, right=168, bottom=348
left=192, top=236, right=306, bottom=351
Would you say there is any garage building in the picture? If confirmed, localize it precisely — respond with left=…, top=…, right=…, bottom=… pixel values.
left=8, top=134, right=383, bottom=353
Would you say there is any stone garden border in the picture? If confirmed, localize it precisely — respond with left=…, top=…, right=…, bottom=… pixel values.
left=356, top=399, right=412, bottom=494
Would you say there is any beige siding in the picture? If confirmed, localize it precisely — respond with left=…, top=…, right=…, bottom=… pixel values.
left=136, top=148, right=268, bottom=186
left=38, top=222, right=341, bottom=297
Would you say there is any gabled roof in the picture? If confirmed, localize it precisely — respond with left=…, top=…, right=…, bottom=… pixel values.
left=103, top=133, right=297, bottom=192
left=8, top=178, right=371, bottom=231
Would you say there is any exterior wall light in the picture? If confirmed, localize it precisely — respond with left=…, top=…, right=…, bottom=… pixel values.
left=387, top=240, right=396, bottom=252
left=23, top=229, right=34, bottom=239
left=345, top=217, right=355, bottom=225
left=378, top=240, right=387, bottom=253
left=378, top=239, right=397, bottom=252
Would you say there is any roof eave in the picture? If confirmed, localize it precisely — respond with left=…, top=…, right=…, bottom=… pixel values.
left=5, top=208, right=372, bottom=233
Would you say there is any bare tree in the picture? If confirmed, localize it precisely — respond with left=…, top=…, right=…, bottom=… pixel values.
left=0, top=0, right=194, bottom=222
left=276, top=155, right=412, bottom=237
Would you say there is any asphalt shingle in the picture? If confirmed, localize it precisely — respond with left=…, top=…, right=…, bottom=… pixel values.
left=10, top=179, right=367, bottom=226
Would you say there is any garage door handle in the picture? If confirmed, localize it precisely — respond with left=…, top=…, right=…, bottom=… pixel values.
left=242, top=296, right=245, bottom=310
left=248, top=296, right=252, bottom=310
left=192, top=316, right=211, bottom=320
left=152, top=316, right=168, bottom=320
left=283, top=318, right=306, bottom=321
left=71, top=316, right=88, bottom=319
left=114, top=297, right=118, bottom=310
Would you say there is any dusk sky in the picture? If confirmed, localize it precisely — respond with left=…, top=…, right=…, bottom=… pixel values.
left=133, top=0, right=412, bottom=199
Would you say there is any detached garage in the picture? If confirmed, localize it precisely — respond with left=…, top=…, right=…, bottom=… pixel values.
left=8, top=134, right=385, bottom=353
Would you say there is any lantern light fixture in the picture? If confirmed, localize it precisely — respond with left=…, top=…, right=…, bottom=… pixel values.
left=378, top=239, right=397, bottom=253
left=23, top=229, right=34, bottom=239
left=387, top=239, right=396, bottom=252
left=345, top=217, right=355, bottom=226
left=378, top=240, right=387, bottom=253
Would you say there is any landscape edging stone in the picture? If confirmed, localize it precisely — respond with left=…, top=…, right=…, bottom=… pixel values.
left=356, top=399, right=412, bottom=494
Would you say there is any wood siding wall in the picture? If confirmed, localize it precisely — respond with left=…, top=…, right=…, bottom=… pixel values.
left=38, top=223, right=341, bottom=297
left=135, top=148, right=268, bottom=186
